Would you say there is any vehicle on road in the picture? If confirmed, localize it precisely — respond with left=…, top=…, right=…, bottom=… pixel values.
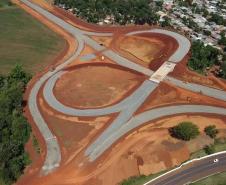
left=214, top=158, right=219, bottom=163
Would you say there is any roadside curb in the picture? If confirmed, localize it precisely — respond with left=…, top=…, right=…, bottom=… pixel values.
left=143, top=151, right=226, bottom=185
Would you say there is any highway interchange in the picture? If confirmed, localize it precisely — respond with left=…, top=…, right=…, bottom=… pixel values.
left=20, top=0, right=226, bottom=184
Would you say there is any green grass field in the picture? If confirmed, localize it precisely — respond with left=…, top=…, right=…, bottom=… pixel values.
left=0, top=2, right=66, bottom=74
left=190, top=171, right=226, bottom=185
left=0, top=0, right=12, bottom=7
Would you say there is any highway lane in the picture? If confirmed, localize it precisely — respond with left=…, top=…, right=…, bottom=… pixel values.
left=166, top=77, right=226, bottom=102
left=27, top=32, right=84, bottom=174
left=20, top=0, right=226, bottom=177
left=85, top=80, right=158, bottom=157
left=145, top=153, right=226, bottom=185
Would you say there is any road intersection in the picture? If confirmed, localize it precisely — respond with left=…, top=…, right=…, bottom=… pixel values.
left=20, top=0, right=226, bottom=183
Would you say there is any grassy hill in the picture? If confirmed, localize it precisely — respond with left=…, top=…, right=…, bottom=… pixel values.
left=0, top=1, right=66, bottom=74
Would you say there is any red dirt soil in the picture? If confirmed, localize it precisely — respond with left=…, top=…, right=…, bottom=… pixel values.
left=112, top=33, right=179, bottom=71
left=136, top=81, right=226, bottom=115
left=171, top=55, right=226, bottom=91
left=54, top=63, right=145, bottom=109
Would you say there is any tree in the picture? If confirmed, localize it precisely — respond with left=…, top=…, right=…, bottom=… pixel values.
left=0, top=65, right=31, bottom=185
left=169, top=122, right=200, bottom=141
left=204, top=125, right=219, bottom=139
left=54, top=0, right=160, bottom=25
left=208, top=13, right=226, bottom=26
left=161, top=16, right=171, bottom=27
left=219, top=60, right=226, bottom=79
left=8, top=64, right=31, bottom=85
left=204, top=144, right=215, bottom=155
left=0, top=75, right=5, bottom=89
left=218, top=31, right=226, bottom=46
left=188, top=40, right=221, bottom=74
left=203, top=29, right=211, bottom=36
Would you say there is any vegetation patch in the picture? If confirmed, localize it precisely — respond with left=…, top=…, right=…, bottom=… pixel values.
left=190, top=137, right=226, bottom=159
left=0, top=2, right=65, bottom=74
left=204, top=125, right=219, bottom=139
left=0, top=0, right=13, bottom=7
left=54, top=0, right=160, bottom=25
left=32, top=135, right=40, bottom=154
left=0, top=65, right=31, bottom=185
left=169, top=122, right=200, bottom=141
left=188, top=41, right=226, bottom=79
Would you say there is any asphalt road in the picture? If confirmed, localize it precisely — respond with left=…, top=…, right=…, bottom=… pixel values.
left=20, top=0, right=226, bottom=178
left=146, top=153, right=226, bottom=185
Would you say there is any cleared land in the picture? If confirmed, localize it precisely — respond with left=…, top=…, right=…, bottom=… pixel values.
left=120, top=36, right=165, bottom=64
left=0, top=3, right=66, bottom=74
left=54, top=64, right=144, bottom=108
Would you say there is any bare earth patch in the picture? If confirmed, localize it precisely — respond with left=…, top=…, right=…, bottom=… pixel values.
left=54, top=64, right=145, bottom=108
left=91, top=36, right=113, bottom=47
left=120, top=36, right=165, bottom=64
left=95, top=115, right=226, bottom=185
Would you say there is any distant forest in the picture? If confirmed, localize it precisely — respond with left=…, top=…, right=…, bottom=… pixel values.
left=54, top=0, right=160, bottom=25
left=0, top=65, right=31, bottom=185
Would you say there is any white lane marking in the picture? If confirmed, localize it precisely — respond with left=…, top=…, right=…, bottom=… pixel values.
left=45, top=136, right=57, bottom=141
left=143, top=151, right=226, bottom=185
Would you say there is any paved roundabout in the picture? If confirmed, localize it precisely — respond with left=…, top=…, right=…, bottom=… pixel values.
left=20, top=0, right=226, bottom=183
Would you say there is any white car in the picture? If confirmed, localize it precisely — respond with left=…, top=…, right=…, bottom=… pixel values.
left=213, top=159, right=219, bottom=163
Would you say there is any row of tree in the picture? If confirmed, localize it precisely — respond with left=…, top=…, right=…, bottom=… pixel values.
left=170, top=122, right=219, bottom=141
left=0, top=65, right=31, bottom=185
left=54, top=0, right=160, bottom=25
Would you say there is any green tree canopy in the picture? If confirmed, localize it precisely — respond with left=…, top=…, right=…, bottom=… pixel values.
left=0, top=65, right=31, bottom=185
left=204, top=125, right=219, bottom=139
left=204, top=144, right=215, bottom=155
left=54, top=0, right=160, bottom=25
left=169, top=121, right=200, bottom=141
left=188, top=41, right=220, bottom=73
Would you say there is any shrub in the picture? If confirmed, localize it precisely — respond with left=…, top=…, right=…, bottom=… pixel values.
left=204, top=144, right=215, bottom=155
left=204, top=125, right=219, bottom=139
left=169, top=122, right=200, bottom=141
